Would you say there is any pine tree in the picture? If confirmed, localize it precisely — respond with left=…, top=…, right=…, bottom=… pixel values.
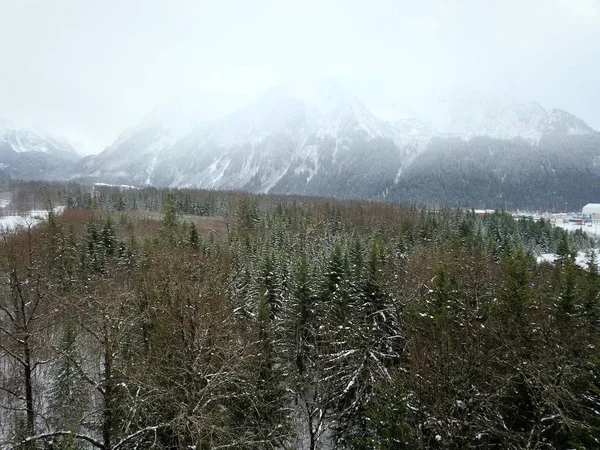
left=250, top=290, right=291, bottom=446
left=100, top=216, right=118, bottom=258
left=282, top=252, right=331, bottom=450
left=556, top=233, right=575, bottom=266
left=188, top=221, right=200, bottom=249
left=294, top=253, right=312, bottom=378
left=261, top=250, right=282, bottom=321
left=583, top=249, right=600, bottom=320
left=162, top=192, right=178, bottom=231
left=85, top=222, right=105, bottom=274
left=558, top=261, right=578, bottom=316
left=500, top=247, right=532, bottom=320
left=48, top=321, right=89, bottom=449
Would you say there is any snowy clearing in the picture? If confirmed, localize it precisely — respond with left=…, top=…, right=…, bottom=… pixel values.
left=0, top=206, right=65, bottom=233
left=554, top=221, right=600, bottom=237
left=537, top=250, right=600, bottom=268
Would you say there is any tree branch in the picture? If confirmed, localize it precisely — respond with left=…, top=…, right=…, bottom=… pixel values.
left=16, top=430, right=105, bottom=449
left=112, top=423, right=169, bottom=450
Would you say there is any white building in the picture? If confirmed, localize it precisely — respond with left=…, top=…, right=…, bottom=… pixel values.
left=582, top=203, right=600, bottom=222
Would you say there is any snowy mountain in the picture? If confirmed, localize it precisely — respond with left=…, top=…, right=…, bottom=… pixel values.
left=0, top=120, right=80, bottom=180
left=432, top=92, right=595, bottom=142
left=541, top=108, right=595, bottom=136
left=74, top=81, right=427, bottom=196
left=0, top=119, right=80, bottom=158
left=72, top=82, right=599, bottom=208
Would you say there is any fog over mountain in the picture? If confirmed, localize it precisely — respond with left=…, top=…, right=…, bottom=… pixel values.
left=66, top=79, right=599, bottom=210
left=0, top=119, right=81, bottom=180
left=0, top=0, right=598, bottom=155
left=1, top=72, right=598, bottom=211
left=0, top=0, right=598, bottom=209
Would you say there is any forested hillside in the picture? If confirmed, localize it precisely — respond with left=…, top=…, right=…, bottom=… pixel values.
left=389, top=133, right=600, bottom=210
left=1, top=182, right=600, bottom=449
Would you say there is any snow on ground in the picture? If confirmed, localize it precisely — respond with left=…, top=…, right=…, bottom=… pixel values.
left=534, top=216, right=600, bottom=269
left=94, top=182, right=139, bottom=189
left=0, top=206, right=65, bottom=233
left=554, top=221, right=600, bottom=237
left=537, top=250, right=600, bottom=269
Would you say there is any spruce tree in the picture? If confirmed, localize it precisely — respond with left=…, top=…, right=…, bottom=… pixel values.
left=188, top=221, right=200, bottom=249
left=583, top=248, right=599, bottom=320
left=48, top=321, right=89, bottom=449
left=162, top=192, right=178, bottom=231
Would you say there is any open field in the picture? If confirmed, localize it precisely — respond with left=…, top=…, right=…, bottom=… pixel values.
left=59, top=208, right=230, bottom=240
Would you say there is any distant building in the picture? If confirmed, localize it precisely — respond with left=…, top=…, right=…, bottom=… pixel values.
left=582, top=203, right=600, bottom=222
left=473, top=209, right=496, bottom=217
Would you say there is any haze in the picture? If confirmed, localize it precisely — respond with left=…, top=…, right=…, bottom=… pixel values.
left=0, top=0, right=598, bottom=155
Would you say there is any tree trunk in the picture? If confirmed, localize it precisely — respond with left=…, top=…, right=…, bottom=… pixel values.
left=23, top=337, right=35, bottom=438
left=102, top=324, right=113, bottom=450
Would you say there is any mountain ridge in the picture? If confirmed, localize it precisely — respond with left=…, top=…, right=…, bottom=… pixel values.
left=3, top=82, right=597, bottom=210
left=0, top=119, right=82, bottom=180
left=72, top=82, right=597, bottom=197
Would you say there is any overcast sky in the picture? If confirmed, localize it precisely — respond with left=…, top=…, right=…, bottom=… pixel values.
left=0, top=0, right=598, bottom=154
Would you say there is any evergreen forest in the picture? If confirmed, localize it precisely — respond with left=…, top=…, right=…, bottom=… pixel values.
left=1, top=181, right=600, bottom=449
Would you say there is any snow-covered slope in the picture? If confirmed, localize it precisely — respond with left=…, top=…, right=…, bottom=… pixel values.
left=74, top=82, right=598, bottom=201
left=434, top=96, right=595, bottom=142
left=0, top=119, right=79, bottom=158
left=0, top=120, right=81, bottom=180
left=75, top=81, right=409, bottom=194
left=448, top=102, right=549, bottom=141
left=542, top=109, right=595, bottom=136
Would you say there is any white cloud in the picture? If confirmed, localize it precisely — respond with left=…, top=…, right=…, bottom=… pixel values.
left=554, top=0, right=599, bottom=18
left=0, top=0, right=598, bottom=154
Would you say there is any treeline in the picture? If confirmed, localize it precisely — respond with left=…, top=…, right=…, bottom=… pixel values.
left=0, top=184, right=599, bottom=449
left=6, top=180, right=596, bottom=256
